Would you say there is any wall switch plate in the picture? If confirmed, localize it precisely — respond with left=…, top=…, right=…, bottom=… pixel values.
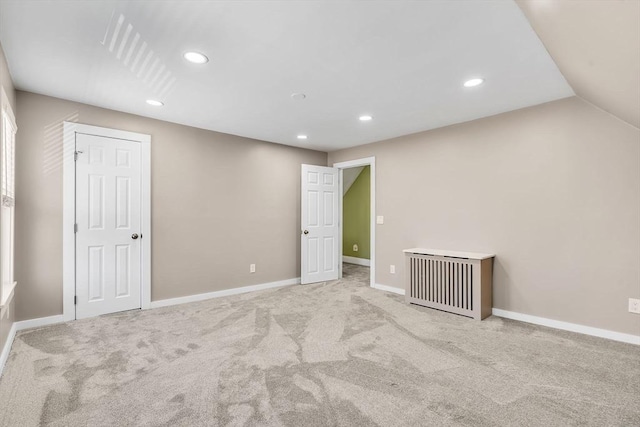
left=376, top=215, right=384, bottom=225
left=353, top=244, right=358, bottom=252
left=629, top=298, right=640, bottom=314
left=390, top=265, right=396, bottom=274
left=250, top=264, right=256, bottom=273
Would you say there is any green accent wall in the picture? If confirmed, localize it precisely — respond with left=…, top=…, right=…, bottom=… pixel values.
left=343, top=166, right=370, bottom=259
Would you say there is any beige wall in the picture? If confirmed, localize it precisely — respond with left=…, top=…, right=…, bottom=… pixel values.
left=517, top=0, right=640, bottom=129
left=0, top=42, right=16, bottom=355
left=329, top=97, right=640, bottom=336
left=15, top=91, right=327, bottom=321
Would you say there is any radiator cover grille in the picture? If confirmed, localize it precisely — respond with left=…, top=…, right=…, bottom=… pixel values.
left=409, top=257, right=474, bottom=312
left=404, top=252, right=493, bottom=320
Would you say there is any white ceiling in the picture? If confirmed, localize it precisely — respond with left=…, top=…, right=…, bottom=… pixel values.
left=0, top=0, right=573, bottom=151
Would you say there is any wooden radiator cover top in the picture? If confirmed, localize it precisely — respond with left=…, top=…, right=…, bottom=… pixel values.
left=403, top=248, right=495, bottom=260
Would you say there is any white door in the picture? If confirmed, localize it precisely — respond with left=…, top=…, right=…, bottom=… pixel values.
left=75, top=133, right=142, bottom=319
left=301, top=165, right=339, bottom=284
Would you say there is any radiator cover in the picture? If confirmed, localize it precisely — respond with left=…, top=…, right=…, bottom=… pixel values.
left=403, top=249, right=494, bottom=320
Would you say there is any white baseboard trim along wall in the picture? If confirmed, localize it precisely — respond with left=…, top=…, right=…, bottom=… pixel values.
left=3, top=278, right=638, bottom=376
left=16, top=314, right=66, bottom=332
left=1, top=314, right=67, bottom=374
left=343, top=256, right=371, bottom=267
left=0, top=278, right=301, bottom=376
left=370, top=283, right=639, bottom=345
left=149, top=277, right=300, bottom=309
left=0, top=322, right=16, bottom=375
left=372, top=283, right=405, bottom=295
left=491, top=308, right=640, bottom=345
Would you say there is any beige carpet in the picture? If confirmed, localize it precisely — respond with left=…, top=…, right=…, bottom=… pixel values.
left=0, top=264, right=639, bottom=426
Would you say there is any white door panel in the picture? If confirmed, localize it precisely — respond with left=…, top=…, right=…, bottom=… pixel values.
left=301, top=165, right=339, bottom=284
left=76, top=133, right=142, bottom=318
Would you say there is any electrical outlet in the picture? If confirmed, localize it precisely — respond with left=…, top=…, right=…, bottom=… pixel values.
left=250, top=264, right=256, bottom=273
left=353, top=244, right=358, bottom=252
left=629, top=298, right=640, bottom=314
left=390, top=265, right=396, bottom=274
left=376, top=215, right=384, bottom=225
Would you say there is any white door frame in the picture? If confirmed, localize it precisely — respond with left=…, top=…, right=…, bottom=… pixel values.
left=333, top=157, right=375, bottom=289
left=62, top=122, right=151, bottom=321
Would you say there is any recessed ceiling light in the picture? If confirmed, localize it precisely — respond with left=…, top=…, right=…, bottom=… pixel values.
left=463, top=78, right=484, bottom=88
left=297, top=135, right=308, bottom=140
left=184, top=51, right=209, bottom=64
left=359, top=115, right=373, bottom=121
left=291, top=93, right=306, bottom=100
left=146, top=99, right=164, bottom=106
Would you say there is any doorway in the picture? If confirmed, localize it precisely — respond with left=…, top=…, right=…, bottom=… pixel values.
left=63, top=123, right=151, bottom=320
left=300, top=157, right=375, bottom=288
left=341, top=165, right=371, bottom=285
left=334, top=157, right=376, bottom=289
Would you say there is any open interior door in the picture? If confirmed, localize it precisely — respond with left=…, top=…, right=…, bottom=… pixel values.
left=301, top=164, right=339, bottom=284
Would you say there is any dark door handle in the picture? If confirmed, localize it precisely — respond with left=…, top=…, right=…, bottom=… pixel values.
left=131, top=233, right=139, bottom=240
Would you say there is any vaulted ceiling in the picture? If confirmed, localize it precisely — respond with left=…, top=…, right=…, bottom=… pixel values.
left=0, top=0, right=573, bottom=151
left=0, top=1, right=637, bottom=152
left=517, top=0, right=640, bottom=129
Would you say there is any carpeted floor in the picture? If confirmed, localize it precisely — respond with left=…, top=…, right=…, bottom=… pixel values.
left=0, top=264, right=639, bottom=426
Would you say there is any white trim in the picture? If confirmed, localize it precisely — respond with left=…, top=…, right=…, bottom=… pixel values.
left=2, top=292, right=635, bottom=380
left=0, top=87, right=16, bottom=130
left=333, top=157, right=376, bottom=170
left=333, top=157, right=376, bottom=291
left=0, top=321, right=16, bottom=375
left=369, top=284, right=639, bottom=345
left=342, top=256, right=370, bottom=267
left=338, top=168, right=343, bottom=280
left=149, top=277, right=301, bottom=309
left=63, top=122, right=151, bottom=321
left=1, top=314, right=68, bottom=376
left=1, top=87, right=17, bottom=323
left=15, top=314, right=66, bottom=332
left=0, top=278, right=299, bottom=375
left=372, top=283, right=405, bottom=296
left=140, top=132, right=152, bottom=310
left=0, top=281, right=16, bottom=309
left=492, top=308, right=640, bottom=345
left=62, top=122, right=75, bottom=321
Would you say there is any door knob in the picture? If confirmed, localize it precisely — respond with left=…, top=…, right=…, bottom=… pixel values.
left=303, top=230, right=309, bottom=235
left=131, top=233, right=139, bottom=240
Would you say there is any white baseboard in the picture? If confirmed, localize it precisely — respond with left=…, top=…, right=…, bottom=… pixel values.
left=149, top=277, right=301, bottom=309
left=0, top=279, right=300, bottom=376
left=15, top=315, right=66, bottom=332
left=1, top=315, right=67, bottom=376
left=343, top=256, right=371, bottom=267
left=372, top=283, right=405, bottom=296
left=0, top=322, right=17, bottom=376
left=4, top=281, right=634, bottom=381
left=7, top=279, right=300, bottom=332
left=492, top=308, right=640, bottom=346
left=369, top=284, right=639, bottom=345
